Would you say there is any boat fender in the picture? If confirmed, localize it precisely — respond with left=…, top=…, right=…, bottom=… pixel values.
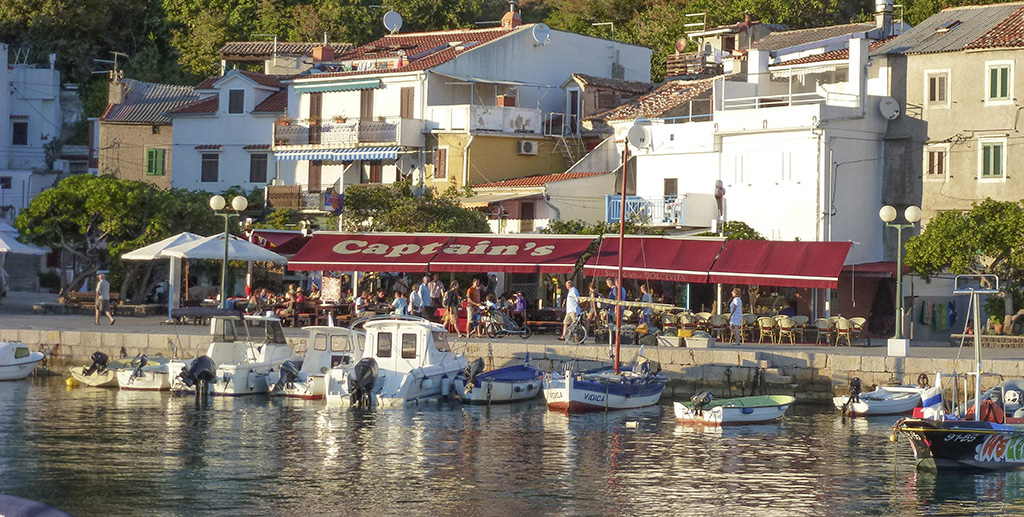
left=421, top=377, right=434, bottom=391
left=742, top=407, right=754, bottom=414
left=441, top=375, right=450, bottom=397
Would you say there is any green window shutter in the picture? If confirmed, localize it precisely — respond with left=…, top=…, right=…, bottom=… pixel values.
left=155, top=149, right=165, bottom=175
left=990, top=68, right=998, bottom=99
left=994, top=144, right=1002, bottom=177
left=983, top=145, right=992, bottom=176
left=146, top=149, right=155, bottom=175
left=1001, top=67, right=1010, bottom=98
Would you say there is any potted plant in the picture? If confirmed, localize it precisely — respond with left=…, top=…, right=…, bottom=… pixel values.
left=990, top=314, right=1004, bottom=334
left=275, top=116, right=293, bottom=126
left=306, top=116, right=321, bottom=125
left=332, top=114, right=348, bottom=124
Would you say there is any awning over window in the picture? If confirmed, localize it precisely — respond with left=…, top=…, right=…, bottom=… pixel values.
left=584, top=235, right=724, bottom=283
left=708, top=240, right=852, bottom=289
left=275, top=146, right=400, bottom=161
left=428, top=235, right=595, bottom=274
left=294, top=79, right=382, bottom=93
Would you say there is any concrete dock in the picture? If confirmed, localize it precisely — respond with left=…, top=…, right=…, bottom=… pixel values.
left=3, top=291, right=1021, bottom=401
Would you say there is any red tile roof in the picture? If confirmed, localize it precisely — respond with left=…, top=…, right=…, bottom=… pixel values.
left=965, top=4, right=1024, bottom=49
left=775, top=38, right=893, bottom=66
left=243, top=144, right=271, bottom=150
left=253, top=91, right=287, bottom=112
left=197, top=71, right=286, bottom=90
left=194, top=144, right=222, bottom=150
left=219, top=41, right=352, bottom=58
left=168, top=95, right=218, bottom=115
left=474, top=171, right=609, bottom=188
left=585, top=77, right=716, bottom=122
left=296, top=26, right=521, bottom=80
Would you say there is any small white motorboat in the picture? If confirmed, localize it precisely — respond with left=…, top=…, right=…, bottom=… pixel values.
left=674, top=393, right=795, bottom=426
left=116, top=354, right=176, bottom=391
left=68, top=351, right=132, bottom=388
left=0, top=341, right=44, bottom=381
left=268, top=325, right=364, bottom=399
left=833, top=377, right=928, bottom=416
left=324, top=315, right=466, bottom=406
left=454, top=356, right=544, bottom=404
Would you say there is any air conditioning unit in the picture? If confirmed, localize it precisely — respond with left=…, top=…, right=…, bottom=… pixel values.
left=517, top=140, right=538, bottom=155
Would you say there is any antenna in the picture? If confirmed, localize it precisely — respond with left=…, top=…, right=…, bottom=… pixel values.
left=591, top=22, right=614, bottom=41
left=92, top=51, right=127, bottom=81
left=383, top=10, right=404, bottom=34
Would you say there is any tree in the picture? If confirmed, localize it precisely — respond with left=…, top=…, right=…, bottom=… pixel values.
left=341, top=181, right=489, bottom=233
left=695, top=221, right=765, bottom=240
left=904, top=198, right=1024, bottom=333
left=541, top=219, right=664, bottom=235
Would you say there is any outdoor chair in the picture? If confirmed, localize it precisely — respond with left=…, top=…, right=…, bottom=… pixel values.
left=777, top=317, right=797, bottom=344
left=814, top=318, right=833, bottom=345
left=740, top=314, right=757, bottom=343
left=756, top=316, right=777, bottom=344
left=835, top=317, right=853, bottom=347
left=708, top=314, right=729, bottom=341
left=792, top=315, right=809, bottom=342
left=848, top=317, right=867, bottom=340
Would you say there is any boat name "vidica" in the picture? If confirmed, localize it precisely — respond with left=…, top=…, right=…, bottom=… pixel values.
left=583, top=393, right=605, bottom=402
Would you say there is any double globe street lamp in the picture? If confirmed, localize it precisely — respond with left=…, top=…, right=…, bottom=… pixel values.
left=210, top=194, right=249, bottom=309
left=879, top=204, right=921, bottom=352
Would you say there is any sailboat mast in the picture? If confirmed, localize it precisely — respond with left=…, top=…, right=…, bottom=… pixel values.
left=615, top=141, right=628, bottom=374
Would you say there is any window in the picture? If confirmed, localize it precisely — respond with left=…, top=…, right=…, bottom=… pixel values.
left=520, top=201, right=535, bottom=232
left=664, top=178, right=678, bottom=198
left=0, top=177, right=11, bottom=189
left=249, top=153, right=268, bottom=183
left=432, top=332, right=451, bottom=351
left=925, top=71, right=949, bottom=107
left=987, top=62, right=1012, bottom=102
left=313, top=333, right=328, bottom=351
left=401, top=333, right=417, bottom=359
left=360, top=89, right=374, bottom=120
left=11, top=121, right=27, bottom=146
left=201, top=153, right=219, bottom=182
left=228, top=89, right=244, bottom=113
left=376, top=333, right=392, bottom=358
left=330, top=334, right=351, bottom=352
left=362, top=161, right=382, bottom=183
left=400, top=87, right=414, bottom=119
left=433, top=149, right=446, bottom=179
left=979, top=139, right=1005, bottom=180
left=145, top=148, right=166, bottom=176
left=924, top=145, right=948, bottom=181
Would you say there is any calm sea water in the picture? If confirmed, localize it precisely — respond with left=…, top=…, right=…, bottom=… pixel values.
left=1, top=378, right=1023, bottom=516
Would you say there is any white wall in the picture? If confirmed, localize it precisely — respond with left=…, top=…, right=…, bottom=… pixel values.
left=4, top=61, right=60, bottom=170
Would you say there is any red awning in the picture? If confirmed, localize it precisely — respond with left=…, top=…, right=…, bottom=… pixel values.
left=250, top=230, right=304, bottom=248
left=428, top=235, right=595, bottom=274
left=288, top=233, right=452, bottom=272
left=841, top=261, right=907, bottom=278
left=584, top=236, right=724, bottom=283
left=708, top=240, right=852, bottom=289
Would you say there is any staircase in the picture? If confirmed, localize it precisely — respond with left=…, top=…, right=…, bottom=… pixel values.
left=553, top=135, right=587, bottom=169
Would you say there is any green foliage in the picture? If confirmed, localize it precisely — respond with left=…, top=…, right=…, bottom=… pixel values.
left=255, top=208, right=299, bottom=230
left=695, top=221, right=765, bottom=240
left=341, top=181, right=489, bottom=233
left=541, top=219, right=665, bottom=235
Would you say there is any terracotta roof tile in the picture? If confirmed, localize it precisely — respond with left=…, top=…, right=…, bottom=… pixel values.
left=243, top=144, right=271, bottom=150
left=253, top=91, right=287, bottom=112
left=219, top=41, right=352, bottom=57
left=776, top=38, right=893, bottom=66
left=965, top=4, right=1024, bottom=49
left=194, top=144, right=222, bottom=150
left=197, top=71, right=287, bottom=89
left=752, top=23, right=877, bottom=51
left=585, top=77, right=716, bottom=122
left=167, top=95, right=218, bottom=115
left=571, top=73, right=652, bottom=94
left=474, top=171, right=610, bottom=188
left=100, top=80, right=200, bottom=124
left=296, top=26, right=520, bottom=80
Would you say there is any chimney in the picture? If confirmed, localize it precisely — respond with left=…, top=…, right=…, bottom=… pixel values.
left=501, top=0, right=522, bottom=29
left=108, top=77, right=124, bottom=105
left=313, top=45, right=335, bottom=62
left=875, top=0, right=894, bottom=37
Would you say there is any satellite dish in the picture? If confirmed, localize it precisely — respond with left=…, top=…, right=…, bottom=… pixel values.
left=532, top=24, right=551, bottom=46
left=383, top=10, right=403, bottom=33
left=626, top=124, right=651, bottom=149
left=879, top=96, right=900, bottom=120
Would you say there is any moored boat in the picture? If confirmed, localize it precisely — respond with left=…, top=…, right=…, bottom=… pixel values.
left=68, top=351, right=132, bottom=388
left=674, top=393, right=795, bottom=426
left=454, top=356, right=544, bottom=404
left=268, top=325, right=364, bottom=399
left=893, top=418, right=1024, bottom=471
left=543, top=353, right=666, bottom=413
left=116, top=354, right=176, bottom=391
left=0, top=341, right=44, bottom=381
left=833, top=379, right=927, bottom=416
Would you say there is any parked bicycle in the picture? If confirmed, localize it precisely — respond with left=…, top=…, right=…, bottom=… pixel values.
left=565, top=315, right=587, bottom=345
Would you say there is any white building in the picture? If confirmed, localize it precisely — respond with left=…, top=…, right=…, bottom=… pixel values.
left=167, top=70, right=293, bottom=192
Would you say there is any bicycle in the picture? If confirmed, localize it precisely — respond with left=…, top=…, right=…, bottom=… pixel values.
left=565, top=313, right=587, bottom=345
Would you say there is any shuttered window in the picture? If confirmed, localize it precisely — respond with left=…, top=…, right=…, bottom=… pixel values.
left=146, top=148, right=166, bottom=176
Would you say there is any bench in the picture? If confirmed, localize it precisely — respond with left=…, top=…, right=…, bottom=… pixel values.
left=524, top=308, right=565, bottom=334
left=62, top=291, right=121, bottom=308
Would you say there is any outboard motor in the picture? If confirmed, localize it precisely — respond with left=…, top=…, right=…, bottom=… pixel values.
left=349, top=358, right=378, bottom=407
left=691, top=391, right=714, bottom=415
left=271, top=360, right=301, bottom=393
left=180, top=355, right=217, bottom=403
left=849, top=377, right=862, bottom=403
left=82, top=351, right=110, bottom=376
left=130, top=354, right=149, bottom=379
left=464, top=357, right=485, bottom=389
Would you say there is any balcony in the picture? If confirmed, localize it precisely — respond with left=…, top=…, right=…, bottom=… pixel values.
left=606, top=195, right=686, bottom=226
left=266, top=184, right=332, bottom=212
left=273, top=117, right=424, bottom=149
left=427, top=105, right=543, bottom=134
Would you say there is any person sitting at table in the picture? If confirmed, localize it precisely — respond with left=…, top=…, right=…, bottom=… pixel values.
left=308, top=284, right=321, bottom=301
left=355, top=290, right=371, bottom=317
left=391, top=290, right=409, bottom=316
left=442, top=281, right=462, bottom=337
left=374, top=288, right=388, bottom=306
left=244, top=292, right=259, bottom=314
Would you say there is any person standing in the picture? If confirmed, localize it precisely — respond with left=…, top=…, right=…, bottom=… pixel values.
left=559, top=280, right=582, bottom=341
left=417, top=276, right=433, bottom=319
left=442, top=281, right=462, bottom=337
left=729, top=288, right=744, bottom=345
left=638, top=284, right=653, bottom=327
left=466, top=278, right=483, bottom=337
left=409, top=284, right=422, bottom=316
left=95, top=273, right=114, bottom=325
left=428, top=274, right=444, bottom=309
left=391, top=290, right=409, bottom=316
left=604, top=277, right=625, bottom=328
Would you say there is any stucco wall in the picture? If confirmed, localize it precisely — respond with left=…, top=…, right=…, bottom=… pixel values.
left=98, top=123, right=173, bottom=189
left=434, top=133, right=567, bottom=189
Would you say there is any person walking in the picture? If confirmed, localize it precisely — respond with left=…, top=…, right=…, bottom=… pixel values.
left=95, top=273, right=115, bottom=325
left=417, top=276, right=432, bottom=319
left=442, top=281, right=462, bottom=337
left=466, top=278, right=483, bottom=337
left=729, top=288, right=744, bottom=345
left=559, top=280, right=582, bottom=341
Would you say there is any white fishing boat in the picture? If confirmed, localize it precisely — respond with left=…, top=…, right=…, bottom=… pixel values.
left=0, top=341, right=44, bottom=381
left=324, top=315, right=466, bottom=406
left=169, top=311, right=299, bottom=396
left=116, top=354, right=176, bottom=391
left=454, top=356, right=544, bottom=404
left=833, top=377, right=928, bottom=416
left=68, top=352, right=132, bottom=388
left=268, top=325, right=364, bottom=399
left=674, top=393, right=795, bottom=426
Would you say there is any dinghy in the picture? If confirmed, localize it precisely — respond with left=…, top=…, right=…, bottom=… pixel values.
left=674, top=393, right=795, bottom=426
left=454, top=356, right=544, bottom=404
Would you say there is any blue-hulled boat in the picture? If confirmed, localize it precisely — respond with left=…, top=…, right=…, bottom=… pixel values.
left=454, top=356, right=544, bottom=404
left=543, top=352, right=666, bottom=413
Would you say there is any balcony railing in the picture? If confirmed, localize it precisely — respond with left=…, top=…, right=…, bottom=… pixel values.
left=273, top=117, right=423, bottom=148
left=606, top=195, right=686, bottom=225
left=266, top=184, right=331, bottom=211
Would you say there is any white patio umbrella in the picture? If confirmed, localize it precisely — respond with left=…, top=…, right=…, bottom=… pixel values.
left=0, top=223, right=48, bottom=294
left=121, top=232, right=204, bottom=321
left=163, top=233, right=288, bottom=307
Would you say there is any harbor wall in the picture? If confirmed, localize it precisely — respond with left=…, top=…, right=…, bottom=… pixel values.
left=7, top=327, right=1015, bottom=402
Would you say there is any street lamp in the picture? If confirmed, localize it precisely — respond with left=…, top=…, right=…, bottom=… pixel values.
left=210, top=194, right=249, bottom=309
left=879, top=204, right=921, bottom=349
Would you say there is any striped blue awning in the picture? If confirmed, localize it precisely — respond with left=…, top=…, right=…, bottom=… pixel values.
left=294, top=79, right=382, bottom=94
left=275, top=146, right=401, bottom=162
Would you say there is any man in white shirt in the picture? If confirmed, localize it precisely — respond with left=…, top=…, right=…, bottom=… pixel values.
left=559, top=280, right=582, bottom=341
left=95, top=273, right=114, bottom=325
left=417, top=276, right=433, bottom=319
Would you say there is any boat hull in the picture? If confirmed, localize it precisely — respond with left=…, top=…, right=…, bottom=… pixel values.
left=116, top=367, right=172, bottom=391
left=543, top=371, right=667, bottom=413
left=70, top=369, right=119, bottom=388
left=0, top=344, right=44, bottom=381
left=268, top=373, right=325, bottom=400
left=895, top=418, right=1024, bottom=471
left=454, top=365, right=544, bottom=404
left=834, top=386, right=924, bottom=416
left=674, top=395, right=795, bottom=426
left=0, top=358, right=44, bottom=381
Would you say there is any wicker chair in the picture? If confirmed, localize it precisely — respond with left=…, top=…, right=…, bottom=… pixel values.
left=835, top=317, right=853, bottom=347
left=814, top=318, right=833, bottom=345
left=756, top=316, right=777, bottom=344
left=777, top=317, right=797, bottom=344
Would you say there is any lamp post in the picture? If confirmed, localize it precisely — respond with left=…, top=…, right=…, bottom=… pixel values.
left=879, top=204, right=921, bottom=353
left=210, top=194, right=249, bottom=309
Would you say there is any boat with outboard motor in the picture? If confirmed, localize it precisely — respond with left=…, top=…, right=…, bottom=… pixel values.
left=68, top=351, right=133, bottom=388
left=268, top=325, right=364, bottom=399
left=168, top=310, right=300, bottom=396
left=833, top=376, right=932, bottom=416
left=0, top=341, right=44, bottom=381
left=674, top=392, right=795, bottom=426
left=454, top=354, right=544, bottom=404
left=324, top=314, right=466, bottom=406
left=543, top=347, right=667, bottom=413
left=115, top=354, right=176, bottom=391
